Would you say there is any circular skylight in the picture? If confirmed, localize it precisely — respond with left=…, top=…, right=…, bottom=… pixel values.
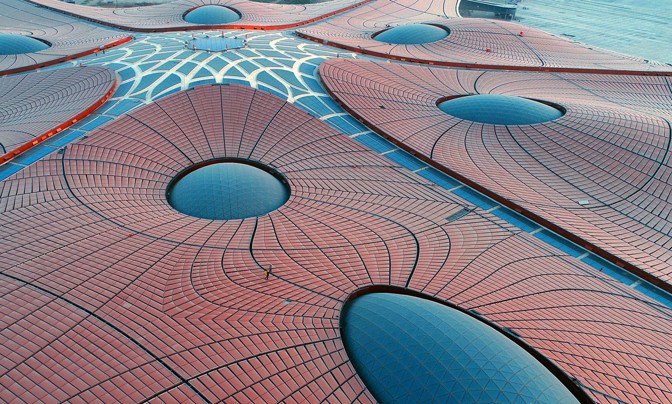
left=372, top=24, right=449, bottom=45
left=342, top=293, right=579, bottom=403
left=167, top=160, right=290, bottom=220
left=438, top=94, right=564, bottom=125
left=183, top=5, right=240, bottom=25
left=0, top=34, right=50, bottom=55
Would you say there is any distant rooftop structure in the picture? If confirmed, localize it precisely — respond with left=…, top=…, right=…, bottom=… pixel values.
left=0, top=0, right=131, bottom=74
left=459, top=0, right=517, bottom=20
left=26, top=0, right=370, bottom=31
left=296, top=0, right=672, bottom=73
left=1, top=0, right=672, bottom=402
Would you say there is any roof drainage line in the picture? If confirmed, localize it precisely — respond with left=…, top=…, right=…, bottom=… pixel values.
left=437, top=235, right=523, bottom=301
left=296, top=31, right=672, bottom=77
left=290, top=191, right=427, bottom=288
left=22, top=0, right=375, bottom=33
left=248, top=216, right=342, bottom=302
left=319, top=79, right=672, bottom=296
left=403, top=229, right=421, bottom=288
left=0, top=272, right=211, bottom=404
left=542, top=74, right=672, bottom=203
left=664, top=76, right=672, bottom=95
left=135, top=327, right=352, bottom=403
left=283, top=204, right=376, bottom=285
left=155, top=101, right=205, bottom=163
left=389, top=169, right=455, bottom=288
left=0, top=35, right=133, bottom=77
left=186, top=92, right=216, bottom=158
left=245, top=95, right=287, bottom=159
left=273, top=209, right=360, bottom=291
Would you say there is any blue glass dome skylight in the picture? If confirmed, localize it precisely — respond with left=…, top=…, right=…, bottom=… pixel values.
left=0, top=34, right=49, bottom=55
left=373, top=24, right=449, bottom=44
left=167, top=160, right=290, bottom=220
left=183, top=5, right=240, bottom=25
left=438, top=94, right=564, bottom=125
left=342, top=293, right=578, bottom=403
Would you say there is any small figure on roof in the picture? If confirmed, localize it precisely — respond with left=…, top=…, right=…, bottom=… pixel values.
left=264, top=264, right=272, bottom=279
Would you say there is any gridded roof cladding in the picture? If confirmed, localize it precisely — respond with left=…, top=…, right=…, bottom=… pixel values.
left=248, top=0, right=332, bottom=3
left=341, top=293, right=578, bottom=403
left=183, top=5, right=240, bottom=25
left=167, top=160, right=290, bottom=220
left=0, top=33, right=49, bottom=55
left=438, top=94, right=564, bottom=125
left=372, top=24, right=449, bottom=44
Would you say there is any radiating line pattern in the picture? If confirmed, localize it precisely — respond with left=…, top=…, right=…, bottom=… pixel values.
left=319, top=58, right=672, bottom=288
left=1, top=85, right=671, bottom=403
left=296, top=0, right=670, bottom=72
left=1, top=32, right=666, bottom=305
left=0, top=30, right=363, bottom=178
left=25, top=0, right=370, bottom=32
left=0, top=0, right=131, bottom=74
left=0, top=67, right=116, bottom=162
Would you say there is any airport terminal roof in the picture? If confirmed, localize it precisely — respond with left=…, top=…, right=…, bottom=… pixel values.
left=1, top=85, right=671, bottom=403
left=24, top=0, right=371, bottom=31
left=1, top=0, right=672, bottom=402
left=297, top=0, right=672, bottom=73
left=0, top=66, right=116, bottom=162
left=0, top=0, right=131, bottom=74
left=320, top=59, right=672, bottom=288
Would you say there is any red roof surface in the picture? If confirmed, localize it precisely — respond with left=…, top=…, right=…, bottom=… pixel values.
left=0, top=67, right=116, bottom=163
left=0, top=0, right=131, bottom=75
left=296, top=0, right=671, bottom=74
left=1, top=85, right=671, bottom=403
left=25, top=0, right=372, bottom=32
left=319, top=59, right=672, bottom=289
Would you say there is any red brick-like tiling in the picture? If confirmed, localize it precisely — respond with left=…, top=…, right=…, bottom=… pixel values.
left=0, top=0, right=131, bottom=74
left=0, top=67, right=116, bottom=163
left=24, top=0, right=372, bottom=32
left=319, top=58, right=672, bottom=288
left=296, top=0, right=671, bottom=74
left=1, top=85, right=671, bottom=403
